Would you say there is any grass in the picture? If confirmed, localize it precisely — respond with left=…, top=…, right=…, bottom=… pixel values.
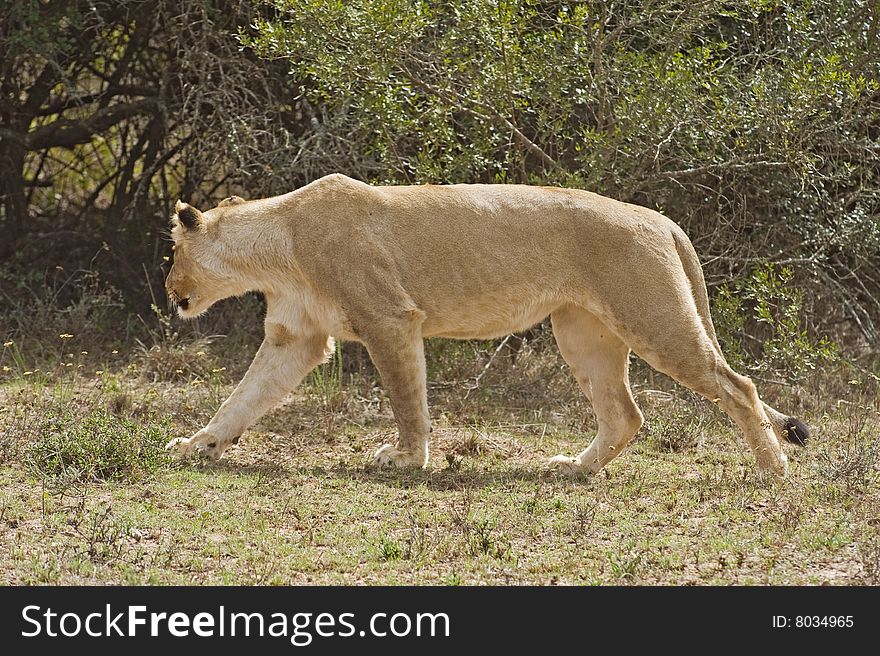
left=0, top=332, right=878, bottom=585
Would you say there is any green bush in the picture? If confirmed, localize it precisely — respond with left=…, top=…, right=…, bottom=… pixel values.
left=714, top=264, right=837, bottom=381
left=247, top=0, right=880, bottom=344
left=28, top=406, right=172, bottom=483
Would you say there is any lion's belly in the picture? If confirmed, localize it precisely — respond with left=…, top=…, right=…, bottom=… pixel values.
left=421, top=297, right=561, bottom=340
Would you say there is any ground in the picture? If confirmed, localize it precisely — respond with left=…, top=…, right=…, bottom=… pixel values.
left=0, top=333, right=878, bottom=585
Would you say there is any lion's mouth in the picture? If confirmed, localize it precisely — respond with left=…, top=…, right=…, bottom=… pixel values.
left=168, top=290, right=191, bottom=312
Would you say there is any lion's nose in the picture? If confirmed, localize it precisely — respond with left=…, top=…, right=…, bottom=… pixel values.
left=178, top=297, right=190, bottom=310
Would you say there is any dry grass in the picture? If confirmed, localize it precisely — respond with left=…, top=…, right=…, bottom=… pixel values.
left=0, top=333, right=878, bottom=585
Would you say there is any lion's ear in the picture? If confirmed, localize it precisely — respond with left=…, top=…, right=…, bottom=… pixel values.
left=174, top=200, right=203, bottom=231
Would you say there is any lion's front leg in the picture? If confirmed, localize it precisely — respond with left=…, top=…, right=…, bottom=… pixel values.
left=167, top=327, right=332, bottom=460
left=362, top=324, right=430, bottom=469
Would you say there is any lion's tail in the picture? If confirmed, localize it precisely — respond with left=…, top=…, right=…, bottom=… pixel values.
left=671, top=226, right=723, bottom=355
left=671, top=226, right=809, bottom=446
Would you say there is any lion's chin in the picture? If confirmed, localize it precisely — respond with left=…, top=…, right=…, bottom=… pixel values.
left=177, top=303, right=208, bottom=319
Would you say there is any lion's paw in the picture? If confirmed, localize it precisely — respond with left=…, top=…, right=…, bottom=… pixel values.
left=165, top=431, right=233, bottom=461
left=755, top=450, right=788, bottom=481
left=372, top=443, right=428, bottom=469
left=165, top=436, right=192, bottom=458
left=546, top=454, right=590, bottom=476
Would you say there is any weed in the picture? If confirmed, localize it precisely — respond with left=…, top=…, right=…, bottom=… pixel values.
left=450, top=494, right=512, bottom=561
left=608, top=543, right=645, bottom=581
left=858, top=540, right=880, bottom=584
left=0, top=405, right=35, bottom=465
left=70, top=503, right=137, bottom=565
left=816, top=401, right=880, bottom=490
left=136, top=336, right=222, bottom=384
left=0, top=339, right=27, bottom=375
left=309, top=340, right=346, bottom=413
left=376, top=511, right=439, bottom=562
left=451, top=429, right=484, bottom=456
left=854, top=496, right=880, bottom=584
left=27, top=404, right=171, bottom=484
left=378, top=535, right=403, bottom=562
left=568, top=496, right=599, bottom=540
left=643, top=396, right=714, bottom=452
left=0, top=265, right=126, bottom=359
left=468, top=517, right=512, bottom=560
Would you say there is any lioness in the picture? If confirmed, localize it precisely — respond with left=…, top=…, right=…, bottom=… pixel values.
left=165, top=173, right=807, bottom=477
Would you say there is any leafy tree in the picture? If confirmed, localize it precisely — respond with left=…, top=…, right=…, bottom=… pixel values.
left=0, top=0, right=316, bottom=284
left=1, top=0, right=877, bottom=352
left=248, top=0, right=880, bottom=343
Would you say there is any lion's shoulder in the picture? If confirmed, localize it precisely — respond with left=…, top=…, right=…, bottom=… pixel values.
left=311, top=173, right=371, bottom=192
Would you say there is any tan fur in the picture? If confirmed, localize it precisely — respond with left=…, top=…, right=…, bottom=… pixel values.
left=165, top=173, right=792, bottom=477
left=218, top=196, right=246, bottom=207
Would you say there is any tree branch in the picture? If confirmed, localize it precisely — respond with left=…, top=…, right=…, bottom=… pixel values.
left=36, top=86, right=157, bottom=116
left=1, top=99, right=158, bottom=151
left=398, top=64, right=558, bottom=170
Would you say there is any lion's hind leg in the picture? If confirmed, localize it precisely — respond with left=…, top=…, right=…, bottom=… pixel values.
left=612, top=304, right=789, bottom=479
left=707, top=363, right=789, bottom=478
left=548, top=304, right=644, bottom=475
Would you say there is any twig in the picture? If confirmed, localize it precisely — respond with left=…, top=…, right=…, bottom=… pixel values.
left=398, top=64, right=558, bottom=170
left=464, top=336, right=511, bottom=397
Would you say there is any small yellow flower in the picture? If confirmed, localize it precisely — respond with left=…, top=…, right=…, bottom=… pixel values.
left=95, top=370, right=104, bottom=375
left=163, top=256, right=170, bottom=262
left=175, top=369, right=184, bottom=374
left=2, top=366, right=10, bottom=373
left=59, top=333, right=73, bottom=339
left=3, top=340, right=13, bottom=347
left=196, top=351, right=206, bottom=357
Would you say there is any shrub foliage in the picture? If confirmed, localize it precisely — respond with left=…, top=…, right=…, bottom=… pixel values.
left=1, top=0, right=877, bottom=353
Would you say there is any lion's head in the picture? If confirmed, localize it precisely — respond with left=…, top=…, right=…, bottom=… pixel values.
left=165, top=200, right=245, bottom=318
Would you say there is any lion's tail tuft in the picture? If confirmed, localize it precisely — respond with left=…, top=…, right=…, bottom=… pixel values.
left=762, top=401, right=810, bottom=447
left=782, top=416, right=810, bottom=446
